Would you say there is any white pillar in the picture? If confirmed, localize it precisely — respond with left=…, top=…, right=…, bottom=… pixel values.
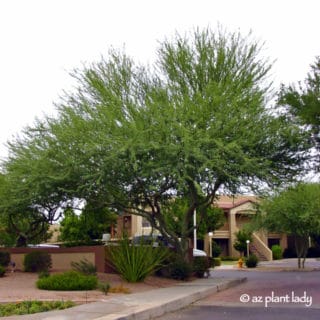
left=193, top=209, right=197, bottom=249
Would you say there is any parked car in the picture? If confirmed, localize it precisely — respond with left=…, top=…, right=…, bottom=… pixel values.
left=132, top=235, right=172, bottom=247
left=133, top=236, right=207, bottom=257
left=193, top=248, right=207, bottom=257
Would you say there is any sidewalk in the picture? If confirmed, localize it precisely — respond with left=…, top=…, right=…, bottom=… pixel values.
left=1, top=276, right=246, bottom=320
left=216, top=258, right=320, bottom=271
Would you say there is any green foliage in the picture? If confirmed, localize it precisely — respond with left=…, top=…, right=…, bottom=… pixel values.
left=62, top=239, right=103, bottom=247
left=259, top=183, right=320, bottom=268
left=38, top=270, right=50, bottom=279
left=197, top=207, right=225, bottom=240
left=193, top=256, right=210, bottom=278
left=23, top=251, right=52, bottom=273
left=271, top=245, right=283, bottom=260
left=0, top=300, right=75, bottom=317
left=0, top=164, right=62, bottom=247
left=233, top=230, right=252, bottom=256
left=107, top=237, right=170, bottom=282
left=59, top=207, right=117, bottom=243
left=0, top=251, right=10, bottom=267
left=0, top=265, right=5, bottom=277
left=71, top=258, right=97, bottom=275
left=212, top=241, right=222, bottom=257
left=278, top=56, right=320, bottom=171
left=283, top=247, right=297, bottom=258
left=0, top=27, right=309, bottom=262
left=98, top=282, right=111, bottom=295
left=168, top=257, right=193, bottom=280
left=245, top=254, right=258, bottom=268
left=0, top=221, right=16, bottom=247
left=36, top=271, right=98, bottom=290
left=213, top=257, right=222, bottom=267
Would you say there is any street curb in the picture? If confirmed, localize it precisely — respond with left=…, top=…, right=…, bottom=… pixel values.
left=94, top=278, right=247, bottom=320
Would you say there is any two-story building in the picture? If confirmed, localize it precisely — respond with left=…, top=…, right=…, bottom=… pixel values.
left=114, top=195, right=288, bottom=261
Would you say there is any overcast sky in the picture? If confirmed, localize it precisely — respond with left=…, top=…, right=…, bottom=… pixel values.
left=1, top=0, right=319, bottom=159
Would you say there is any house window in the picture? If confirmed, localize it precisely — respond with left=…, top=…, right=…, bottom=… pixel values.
left=142, top=217, right=151, bottom=228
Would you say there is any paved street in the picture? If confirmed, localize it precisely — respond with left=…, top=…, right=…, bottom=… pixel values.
left=155, top=261, right=320, bottom=320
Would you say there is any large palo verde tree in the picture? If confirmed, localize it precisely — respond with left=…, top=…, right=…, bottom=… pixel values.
left=1, top=29, right=309, bottom=257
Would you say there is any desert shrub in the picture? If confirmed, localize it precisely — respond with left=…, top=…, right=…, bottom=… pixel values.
left=107, top=237, right=170, bottom=282
left=0, top=252, right=10, bottom=267
left=283, top=247, right=297, bottom=258
left=38, top=270, right=50, bottom=279
left=245, top=254, right=258, bottom=268
left=0, top=266, right=5, bottom=277
left=307, top=246, right=320, bottom=258
left=213, top=257, right=221, bottom=267
left=233, top=230, right=252, bottom=256
left=193, top=256, right=210, bottom=278
left=168, top=257, right=192, bottom=280
left=24, top=251, right=52, bottom=273
left=98, top=282, right=111, bottom=295
left=62, top=240, right=103, bottom=247
left=71, top=258, right=97, bottom=275
left=0, top=300, right=75, bottom=317
left=36, top=271, right=97, bottom=290
left=212, top=242, right=222, bottom=257
left=271, top=245, right=283, bottom=260
left=109, top=285, right=131, bottom=294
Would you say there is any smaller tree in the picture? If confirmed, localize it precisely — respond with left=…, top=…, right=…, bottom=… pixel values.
left=59, top=206, right=117, bottom=244
left=259, top=183, right=320, bottom=268
left=233, top=229, right=252, bottom=257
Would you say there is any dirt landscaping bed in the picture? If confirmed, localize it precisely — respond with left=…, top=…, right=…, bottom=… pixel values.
left=0, top=271, right=182, bottom=304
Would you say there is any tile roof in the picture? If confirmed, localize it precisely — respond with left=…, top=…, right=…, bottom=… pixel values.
left=214, top=195, right=258, bottom=210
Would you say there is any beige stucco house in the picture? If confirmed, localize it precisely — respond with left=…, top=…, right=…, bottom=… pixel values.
left=114, top=195, right=288, bottom=261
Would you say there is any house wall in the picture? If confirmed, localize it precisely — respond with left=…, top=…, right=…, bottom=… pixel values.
left=0, top=246, right=107, bottom=272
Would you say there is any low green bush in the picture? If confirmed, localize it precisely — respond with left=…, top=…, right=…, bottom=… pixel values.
left=307, top=246, right=320, bottom=258
left=62, top=240, right=103, bottom=247
left=245, top=254, right=258, bottom=268
left=0, top=251, right=10, bottom=267
left=98, top=282, right=111, bottom=295
left=71, top=258, right=97, bottom=275
left=283, top=247, right=297, bottom=258
left=271, top=245, right=283, bottom=260
left=193, top=256, right=210, bottom=278
left=213, top=257, right=221, bottom=267
left=212, top=242, right=222, bottom=258
left=38, top=270, right=50, bottom=279
left=0, top=265, right=5, bottom=277
left=24, top=251, right=52, bottom=273
left=36, top=271, right=98, bottom=290
left=168, top=258, right=192, bottom=280
left=0, top=300, right=75, bottom=317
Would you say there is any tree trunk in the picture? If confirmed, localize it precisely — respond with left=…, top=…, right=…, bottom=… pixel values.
left=294, top=235, right=309, bottom=269
left=16, top=234, right=28, bottom=247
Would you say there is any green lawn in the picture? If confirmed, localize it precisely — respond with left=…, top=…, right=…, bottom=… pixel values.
left=221, top=260, right=238, bottom=266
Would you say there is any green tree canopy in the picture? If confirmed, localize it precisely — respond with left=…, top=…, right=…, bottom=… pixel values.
left=1, top=28, right=309, bottom=257
left=59, top=205, right=117, bottom=244
left=278, top=56, right=320, bottom=172
left=258, top=183, right=320, bottom=268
